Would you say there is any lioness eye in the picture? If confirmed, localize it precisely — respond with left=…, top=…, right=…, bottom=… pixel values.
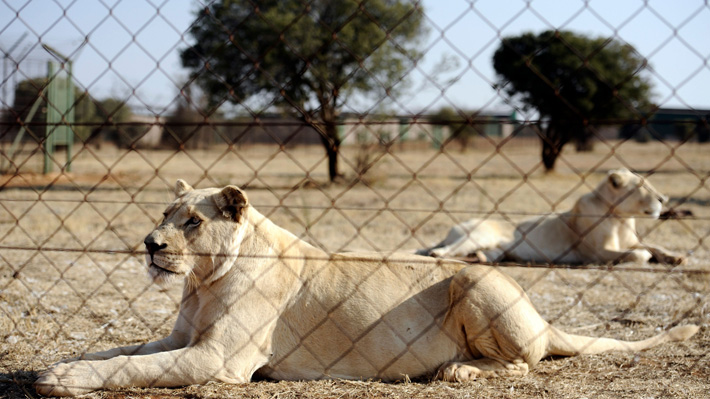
left=185, top=217, right=202, bottom=227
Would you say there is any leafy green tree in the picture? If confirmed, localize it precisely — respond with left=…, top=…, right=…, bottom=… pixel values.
left=180, top=0, right=425, bottom=182
left=493, top=30, right=653, bottom=170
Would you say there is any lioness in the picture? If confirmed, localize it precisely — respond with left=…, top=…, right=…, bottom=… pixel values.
left=35, top=180, right=698, bottom=396
left=417, top=168, right=685, bottom=265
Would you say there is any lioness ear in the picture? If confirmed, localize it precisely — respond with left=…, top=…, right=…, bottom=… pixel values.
left=175, top=179, right=193, bottom=197
left=608, top=170, right=625, bottom=189
left=215, top=185, right=248, bottom=222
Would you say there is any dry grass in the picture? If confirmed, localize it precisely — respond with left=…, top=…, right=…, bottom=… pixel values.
left=1, top=138, right=709, bottom=398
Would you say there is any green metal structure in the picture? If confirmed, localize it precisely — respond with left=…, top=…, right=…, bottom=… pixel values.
left=4, top=45, right=74, bottom=174
left=44, top=58, right=74, bottom=173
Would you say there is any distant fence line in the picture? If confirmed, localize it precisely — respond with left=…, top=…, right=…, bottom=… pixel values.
left=3, top=109, right=708, bottom=151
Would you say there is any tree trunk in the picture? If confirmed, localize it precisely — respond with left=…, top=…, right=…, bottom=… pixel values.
left=316, top=108, right=342, bottom=183
left=541, top=123, right=568, bottom=171
left=320, top=123, right=341, bottom=182
left=575, top=124, right=594, bottom=152
left=313, top=88, right=343, bottom=183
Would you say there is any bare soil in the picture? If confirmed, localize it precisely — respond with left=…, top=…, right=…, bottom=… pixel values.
left=1, top=138, right=709, bottom=398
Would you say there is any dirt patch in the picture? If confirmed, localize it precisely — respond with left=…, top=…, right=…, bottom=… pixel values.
left=1, top=140, right=709, bottom=398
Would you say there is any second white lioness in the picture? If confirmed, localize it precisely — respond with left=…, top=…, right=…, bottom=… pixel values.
left=35, top=180, right=698, bottom=396
left=417, top=168, right=685, bottom=265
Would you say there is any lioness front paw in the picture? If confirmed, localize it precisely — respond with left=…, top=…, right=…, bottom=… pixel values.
left=35, top=361, right=100, bottom=397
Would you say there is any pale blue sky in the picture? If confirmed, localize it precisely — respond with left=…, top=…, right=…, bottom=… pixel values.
left=1, top=0, right=708, bottom=117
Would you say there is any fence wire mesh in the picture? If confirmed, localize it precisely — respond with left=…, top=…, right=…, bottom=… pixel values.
left=1, top=0, right=709, bottom=397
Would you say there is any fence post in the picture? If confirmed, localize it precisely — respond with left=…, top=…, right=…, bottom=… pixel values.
left=44, top=61, right=55, bottom=174
left=432, top=124, right=442, bottom=149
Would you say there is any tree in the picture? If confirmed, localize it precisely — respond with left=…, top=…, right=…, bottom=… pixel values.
left=493, top=30, right=653, bottom=171
left=180, top=0, right=425, bottom=182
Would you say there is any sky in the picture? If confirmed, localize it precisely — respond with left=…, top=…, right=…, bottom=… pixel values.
left=1, top=0, right=708, bottom=117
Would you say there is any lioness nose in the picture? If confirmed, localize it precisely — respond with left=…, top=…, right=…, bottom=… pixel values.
left=144, top=234, right=167, bottom=255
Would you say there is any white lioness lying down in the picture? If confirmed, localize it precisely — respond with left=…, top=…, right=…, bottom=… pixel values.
left=417, top=168, right=685, bottom=265
left=35, top=180, right=698, bottom=396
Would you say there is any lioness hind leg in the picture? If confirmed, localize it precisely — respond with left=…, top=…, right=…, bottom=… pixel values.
left=445, top=267, right=549, bottom=381
left=646, top=246, right=686, bottom=265
left=436, top=358, right=529, bottom=382
left=429, top=237, right=478, bottom=258
left=477, top=247, right=506, bottom=263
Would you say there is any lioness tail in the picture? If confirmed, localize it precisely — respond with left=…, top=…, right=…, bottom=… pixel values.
left=546, top=324, right=699, bottom=357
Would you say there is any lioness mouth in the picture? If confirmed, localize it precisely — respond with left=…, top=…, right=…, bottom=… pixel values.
left=150, top=263, right=178, bottom=274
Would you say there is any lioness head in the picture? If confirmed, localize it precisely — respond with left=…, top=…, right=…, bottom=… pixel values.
left=600, top=168, right=668, bottom=218
left=144, top=179, right=248, bottom=285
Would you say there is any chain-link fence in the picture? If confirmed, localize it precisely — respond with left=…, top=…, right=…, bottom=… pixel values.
left=1, top=0, right=709, bottom=397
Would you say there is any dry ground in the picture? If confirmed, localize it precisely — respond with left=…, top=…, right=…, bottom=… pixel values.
left=1, top=138, right=709, bottom=398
